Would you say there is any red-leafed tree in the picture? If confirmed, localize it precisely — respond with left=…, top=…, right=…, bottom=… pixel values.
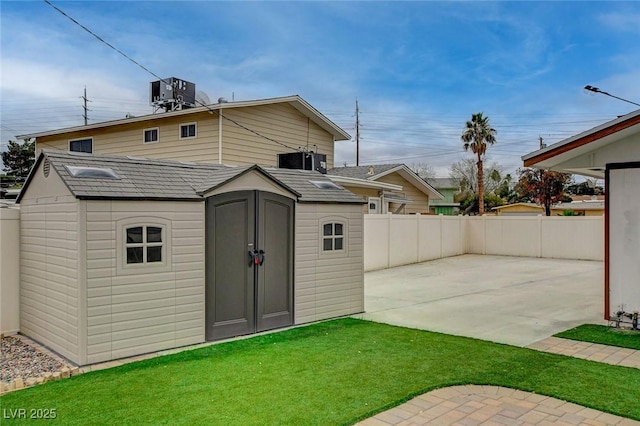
left=516, top=168, right=572, bottom=216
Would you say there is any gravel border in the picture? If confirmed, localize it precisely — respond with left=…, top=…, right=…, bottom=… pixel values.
left=1, top=334, right=79, bottom=394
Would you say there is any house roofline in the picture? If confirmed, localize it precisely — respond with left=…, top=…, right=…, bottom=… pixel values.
left=326, top=175, right=402, bottom=191
left=18, top=95, right=351, bottom=141
left=522, top=108, right=640, bottom=167
left=371, top=165, right=444, bottom=200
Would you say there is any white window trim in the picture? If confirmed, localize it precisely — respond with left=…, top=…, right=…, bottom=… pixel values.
left=318, top=216, right=348, bottom=258
left=179, top=122, right=197, bottom=139
left=116, top=217, right=172, bottom=275
left=68, top=137, right=93, bottom=153
left=143, top=127, right=160, bottom=144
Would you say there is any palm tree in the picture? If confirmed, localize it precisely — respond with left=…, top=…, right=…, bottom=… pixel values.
left=461, top=113, right=497, bottom=215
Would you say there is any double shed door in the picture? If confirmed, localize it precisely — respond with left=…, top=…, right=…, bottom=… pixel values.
left=205, top=191, right=294, bottom=341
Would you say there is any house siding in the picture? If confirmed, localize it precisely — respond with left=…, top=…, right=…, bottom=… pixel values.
left=35, top=103, right=335, bottom=169
left=20, top=169, right=81, bottom=363
left=221, top=103, right=335, bottom=168
left=339, top=186, right=379, bottom=214
left=84, top=200, right=205, bottom=364
left=294, top=203, right=364, bottom=324
left=377, top=173, right=430, bottom=214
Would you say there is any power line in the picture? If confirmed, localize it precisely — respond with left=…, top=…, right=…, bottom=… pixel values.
left=42, top=0, right=303, bottom=154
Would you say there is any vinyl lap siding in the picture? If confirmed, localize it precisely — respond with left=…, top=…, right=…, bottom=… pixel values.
left=294, top=204, right=364, bottom=324
left=20, top=197, right=80, bottom=363
left=36, top=115, right=219, bottom=164
left=222, top=103, right=335, bottom=168
left=378, top=173, right=430, bottom=214
left=85, top=201, right=205, bottom=364
left=35, top=103, right=336, bottom=169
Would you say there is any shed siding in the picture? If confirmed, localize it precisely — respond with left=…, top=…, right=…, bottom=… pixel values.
left=85, top=200, right=205, bottom=364
left=377, top=173, right=430, bottom=214
left=294, top=204, right=364, bottom=324
left=20, top=171, right=81, bottom=362
left=36, top=103, right=335, bottom=169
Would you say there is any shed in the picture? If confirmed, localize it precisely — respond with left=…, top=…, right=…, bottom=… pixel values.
left=17, top=150, right=365, bottom=365
left=522, top=108, right=640, bottom=319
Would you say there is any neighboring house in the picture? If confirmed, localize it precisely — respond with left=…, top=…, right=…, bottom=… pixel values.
left=19, top=95, right=350, bottom=170
left=327, top=164, right=443, bottom=214
left=522, top=108, right=640, bottom=319
left=427, top=178, right=460, bottom=215
left=493, top=201, right=605, bottom=216
left=16, top=150, right=365, bottom=365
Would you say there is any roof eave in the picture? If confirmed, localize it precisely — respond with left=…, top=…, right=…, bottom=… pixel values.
left=522, top=109, right=640, bottom=168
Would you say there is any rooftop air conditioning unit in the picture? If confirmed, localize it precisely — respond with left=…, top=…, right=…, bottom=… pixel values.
left=278, top=152, right=327, bottom=174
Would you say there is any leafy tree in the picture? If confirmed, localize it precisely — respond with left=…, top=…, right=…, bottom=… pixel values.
left=460, top=193, right=504, bottom=215
left=2, top=139, right=35, bottom=182
left=461, top=113, right=497, bottom=216
left=515, top=168, right=572, bottom=216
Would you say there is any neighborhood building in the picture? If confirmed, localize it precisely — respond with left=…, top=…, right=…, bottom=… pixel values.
left=493, top=201, right=605, bottom=216
left=327, top=164, right=442, bottom=214
left=522, top=108, right=640, bottom=319
left=427, top=178, right=461, bottom=215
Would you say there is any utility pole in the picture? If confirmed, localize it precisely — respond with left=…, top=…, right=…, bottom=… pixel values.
left=81, top=86, right=91, bottom=125
left=355, top=99, right=360, bottom=166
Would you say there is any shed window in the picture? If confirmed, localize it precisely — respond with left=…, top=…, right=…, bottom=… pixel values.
left=180, top=123, right=197, bottom=139
left=125, top=226, right=163, bottom=264
left=322, top=222, right=344, bottom=251
left=69, top=138, right=93, bottom=153
left=143, top=128, right=159, bottom=143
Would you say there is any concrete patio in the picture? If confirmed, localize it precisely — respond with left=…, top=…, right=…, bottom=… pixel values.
left=358, top=254, right=605, bottom=347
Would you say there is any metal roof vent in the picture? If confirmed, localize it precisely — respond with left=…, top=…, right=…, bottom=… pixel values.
left=65, top=165, right=120, bottom=180
left=43, top=158, right=51, bottom=178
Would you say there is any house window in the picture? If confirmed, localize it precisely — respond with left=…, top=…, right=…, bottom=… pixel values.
left=69, top=138, right=93, bottom=153
left=180, top=123, right=197, bottom=139
left=322, top=222, right=344, bottom=251
left=143, top=128, right=159, bottom=144
left=125, top=225, right=163, bottom=264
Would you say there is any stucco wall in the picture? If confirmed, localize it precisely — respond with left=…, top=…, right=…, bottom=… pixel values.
left=295, top=203, right=364, bottom=324
left=609, top=167, right=640, bottom=314
left=0, top=207, right=20, bottom=335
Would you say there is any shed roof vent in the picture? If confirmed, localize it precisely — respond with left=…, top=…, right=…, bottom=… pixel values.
left=310, top=180, right=341, bottom=190
left=65, top=165, right=120, bottom=180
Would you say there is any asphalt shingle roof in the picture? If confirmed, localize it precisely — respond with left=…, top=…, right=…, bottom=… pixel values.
left=22, top=150, right=364, bottom=204
left=326, top=164, right=402, bottom=179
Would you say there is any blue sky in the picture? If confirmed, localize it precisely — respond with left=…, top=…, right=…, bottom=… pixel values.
left=2, top=1, right=639, bottom=177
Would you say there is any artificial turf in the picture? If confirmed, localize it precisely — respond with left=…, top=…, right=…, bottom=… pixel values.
left=555, top=323, right=640, bottom=350
left=2, top=318, right=640, bottom=425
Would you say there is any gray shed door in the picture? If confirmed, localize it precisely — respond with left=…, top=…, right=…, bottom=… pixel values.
left=205, top=191, right=294, bottom=341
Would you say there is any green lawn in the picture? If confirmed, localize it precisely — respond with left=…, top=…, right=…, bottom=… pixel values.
left=2, top=318, right=640, bottom=425
left=555, top=323, right=640, bottom=350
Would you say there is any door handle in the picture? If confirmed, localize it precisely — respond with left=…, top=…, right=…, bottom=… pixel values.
left=248, top=250, right=257, bottom=266
left=258, top=249, right=265, bottom=266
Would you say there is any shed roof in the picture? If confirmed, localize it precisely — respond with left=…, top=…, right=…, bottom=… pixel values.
left=17, top=150, right=365, bottom=204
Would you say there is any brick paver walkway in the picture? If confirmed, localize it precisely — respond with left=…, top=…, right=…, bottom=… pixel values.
left=526, top=337, right=640, bottom=369
left=356, top=337, right=640, bottom=425
left=356, top=385, right=640, bottom=426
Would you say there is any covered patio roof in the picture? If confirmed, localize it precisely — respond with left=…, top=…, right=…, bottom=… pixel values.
left=522, top=109, right=640, bottom=178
